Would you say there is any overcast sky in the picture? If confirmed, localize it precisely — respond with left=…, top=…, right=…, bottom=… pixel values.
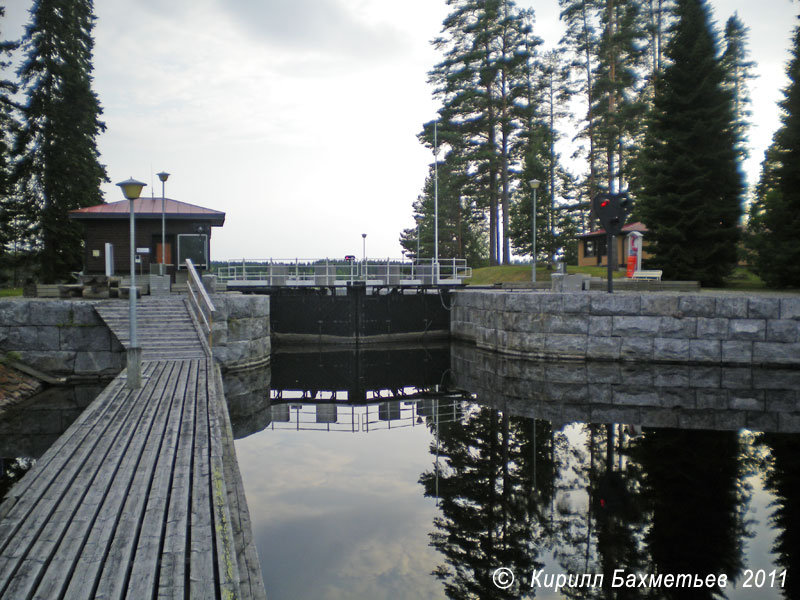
left=2, top=0, right=797, bottom=261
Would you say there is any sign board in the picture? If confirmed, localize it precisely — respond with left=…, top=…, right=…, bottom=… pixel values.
left=136, top=247, right=150, bottom=254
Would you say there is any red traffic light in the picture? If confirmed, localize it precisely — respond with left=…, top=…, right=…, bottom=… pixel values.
left=600, top=200, right=610, bottom=208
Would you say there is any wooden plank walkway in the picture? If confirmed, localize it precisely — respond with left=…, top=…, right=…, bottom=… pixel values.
left=0, top=298, right=267, bottom=599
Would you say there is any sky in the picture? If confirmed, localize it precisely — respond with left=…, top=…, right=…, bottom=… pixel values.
left=2, top=0, right=798, bottom=261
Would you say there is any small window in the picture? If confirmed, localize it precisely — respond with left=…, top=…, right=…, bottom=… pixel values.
left=585, top=240, right=596, bottom=257
left=177, top=234, right=208, bottom=269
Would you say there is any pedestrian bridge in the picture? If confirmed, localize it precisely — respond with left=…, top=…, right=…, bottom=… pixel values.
left=216, top=257, right=471, bottom=290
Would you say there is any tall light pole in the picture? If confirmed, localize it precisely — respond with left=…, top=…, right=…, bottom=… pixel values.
left=117, top=177, right=147, bottom=389
left=530, top=179, right=541, bottom=283
left=433, top=120, right=440, bottom=284
left=156, top=171, right=170, bottom=276
left=362, top=233, right=367, bottom=281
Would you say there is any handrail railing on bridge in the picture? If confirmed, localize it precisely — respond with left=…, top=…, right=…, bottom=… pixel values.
left=215, top=257, right=472, bottom=287
left=185, top=258, right=216, bottom=349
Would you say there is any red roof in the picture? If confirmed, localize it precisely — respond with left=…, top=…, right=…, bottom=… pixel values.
left=69, top=197, right=225, bottom=225
left=578, top=221, right=647, bottom=238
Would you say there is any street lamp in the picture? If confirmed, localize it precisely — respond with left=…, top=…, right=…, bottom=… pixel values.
left=117, top=176, right=147, bottom=389
left=529, top=179, right=541, bottom=283
left=362, top=233, right=367, bottom=281
left=433, top=120, right=440, bottom=284
left=156, top=171, right=170, bottom=276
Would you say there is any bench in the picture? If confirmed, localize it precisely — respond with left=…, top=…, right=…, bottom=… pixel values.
left=632, top=270, right=663, bottom=281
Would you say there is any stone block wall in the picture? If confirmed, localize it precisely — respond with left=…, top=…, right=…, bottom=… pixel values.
left=210, top=294, right=271, bottom=371
left=451, top=291, right=800, bottom=367
left=0, top=299, right=125, bottom=377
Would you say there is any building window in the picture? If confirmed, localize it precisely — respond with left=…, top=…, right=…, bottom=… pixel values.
left=584, top=237, right=607, bottom=258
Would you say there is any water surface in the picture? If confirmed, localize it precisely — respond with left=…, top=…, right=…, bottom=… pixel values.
left=230, top=346, right=799, bottom=599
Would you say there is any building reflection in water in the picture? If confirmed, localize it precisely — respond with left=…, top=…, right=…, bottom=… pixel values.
left=224, top=342, right=800, bottom=600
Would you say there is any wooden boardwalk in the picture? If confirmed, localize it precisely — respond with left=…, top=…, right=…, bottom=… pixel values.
left=0, top=300, right=266, bottom=599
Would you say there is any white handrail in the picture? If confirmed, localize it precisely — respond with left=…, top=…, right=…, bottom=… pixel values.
left=186, top=258, right=216, bottom=348
left=216, top=257, right=472, bottom=285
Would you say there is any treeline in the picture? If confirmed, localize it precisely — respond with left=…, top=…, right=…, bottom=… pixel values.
left=402, top=0, right=800, bottom=288
left=0, top=1, right=107, bottom=285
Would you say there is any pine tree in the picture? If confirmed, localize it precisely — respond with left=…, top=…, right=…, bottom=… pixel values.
left=747, top=16, right=800, bottom=288
left=424, top=0, right=533, bottom=266
left=13, top=0, right=108, bottom=283
left=508, top=40, right=578, bottom=264
left=593, top=0, right=648, bottom=194
left=399, top=150, right=486, bottom=265
left=559, top=0, right=602, bottom=211
left=635, top=0, right=742, bottom=286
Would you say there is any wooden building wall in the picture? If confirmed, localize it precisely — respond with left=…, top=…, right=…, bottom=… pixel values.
left=78, top=218, right=214, bottom=276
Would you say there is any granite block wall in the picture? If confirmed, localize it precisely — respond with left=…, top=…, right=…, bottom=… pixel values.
left=0, top=299, right=124, bottom=377
left=451, top=291, right=800, bottom=367
left=210, top=294, right=271, bottom=371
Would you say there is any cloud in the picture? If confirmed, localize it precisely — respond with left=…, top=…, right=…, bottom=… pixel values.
left=220, top=0, right=406, bottom=59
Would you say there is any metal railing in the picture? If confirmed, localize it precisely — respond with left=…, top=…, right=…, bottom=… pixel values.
left=215, top=257, right=472, bottom=287
left=185, top=258, right=216, bottom=349
left=265, top=396, right=468, bottom=433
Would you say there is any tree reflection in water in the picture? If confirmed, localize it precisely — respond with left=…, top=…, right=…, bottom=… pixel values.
left=421, top=407, right=767, bottom=600
left=419, top=405, right=559, bottom=599
left=759, top=433, right=800, bottom=600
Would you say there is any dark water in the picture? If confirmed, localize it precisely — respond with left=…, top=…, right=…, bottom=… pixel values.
left=229, top=345, right=799, bottom=600
left=0, top=382, right=107, bottom=501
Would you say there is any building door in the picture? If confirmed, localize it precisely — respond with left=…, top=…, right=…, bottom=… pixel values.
left=155, top=242, right=172, bottom=266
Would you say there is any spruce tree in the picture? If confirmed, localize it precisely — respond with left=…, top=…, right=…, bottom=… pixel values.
left=748, top=17, right=800, bottom=288
left=13, top=0, right=108, bottom=283
left=721, top=13, right=756, bottom=163
left=0, top=5, right=18, bottom=269
left=635, top=0, right=742, bottom=286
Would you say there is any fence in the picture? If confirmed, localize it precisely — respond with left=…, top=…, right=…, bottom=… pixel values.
left=215, top=257, right=471, bottom=287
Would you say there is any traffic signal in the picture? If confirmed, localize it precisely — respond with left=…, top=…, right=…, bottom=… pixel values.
left=592, top=192, right=632, bottom=236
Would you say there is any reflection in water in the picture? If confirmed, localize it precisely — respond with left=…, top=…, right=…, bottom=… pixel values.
left=0, top=382, right=107, bottom=502
left=228, top=344, right=799, bottom=600
left=760, top=434, right=800, bottom=598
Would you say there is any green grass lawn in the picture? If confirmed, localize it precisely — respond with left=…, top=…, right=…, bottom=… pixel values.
left=465, top=265, right=768, bottom=290
left=0, top=288, right=22, bottom=297
left=465, top=264, right=627, bottom=285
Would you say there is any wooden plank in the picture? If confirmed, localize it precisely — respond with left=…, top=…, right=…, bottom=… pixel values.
left=157, top=359, right=200, bottom=599
left=206, top=362, right=245, bottom=600
left=31, top=361, right=180, bottom=600
left=0, top=363, right=164, bottom=594
left=211, top=363, right=267, bottom=600
left=124, top=359, right=195, bottom=600
left=87, top=360, right=192, bottom=600
left=0, top=362, right=153, bottom=508
left=189, top=360, right=218, bottom=600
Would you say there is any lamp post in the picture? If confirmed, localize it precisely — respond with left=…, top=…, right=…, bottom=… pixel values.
left=530, top=179, right=541, bottom=283
left=156, top=171, right=170, bottom=276
left=117, top=177, right=147, bottom=389
left=433, top=120, right=440, bottom=284
left=362, top=233, right=367, bottom=281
